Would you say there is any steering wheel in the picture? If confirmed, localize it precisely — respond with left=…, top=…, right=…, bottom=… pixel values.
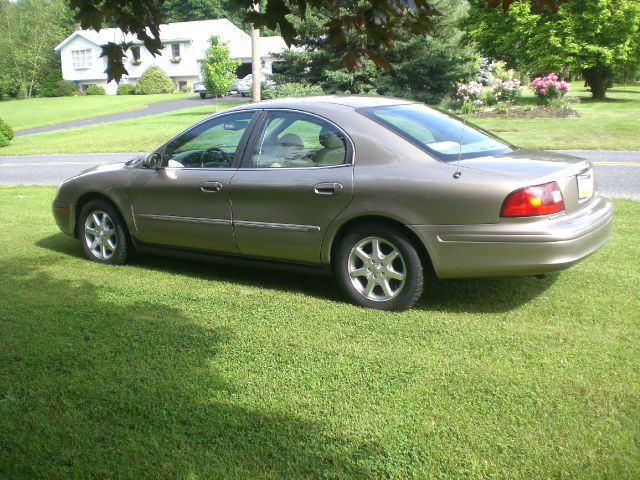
left=200, top=147, right=227, bottom=167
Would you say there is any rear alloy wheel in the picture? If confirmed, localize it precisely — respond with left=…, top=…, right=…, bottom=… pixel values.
left=335, top=224, right=424, bottom=311
left=78, top=200, right=130, bottom=265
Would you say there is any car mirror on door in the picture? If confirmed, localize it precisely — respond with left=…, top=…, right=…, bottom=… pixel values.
left=144, top=153, right=163, bottom=169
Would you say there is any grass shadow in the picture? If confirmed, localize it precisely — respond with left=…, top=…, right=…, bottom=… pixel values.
left=0, top=256, right=381, bottom=478
left=36, top=233, right=555, bottom=314
left=417, top=274, right=558, bottom=314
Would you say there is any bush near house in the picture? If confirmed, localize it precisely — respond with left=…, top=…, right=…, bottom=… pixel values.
left=84, top=85, right=106, bottom=96
left=180, top=84, right=192, bottom=93
left=53, top=80, right=78, bottom=97
left=117, top=84, right=136, bottom=95
left=0, top=117, right=14, bottom=147
left=36, top=70, right=64, bottom=97
left=135, top=66, right=175, bottom=95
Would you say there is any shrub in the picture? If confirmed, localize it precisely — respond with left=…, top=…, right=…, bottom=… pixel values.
left=36, top=70, right=63, bottom=97
left=180, top=84, right=192, bottom=93
left=455, top=80, right=484, bottom=111
left=491, top=79, right=522, bottom=104
left=117, top=84, right=136, bottom=95
left=476, top=58, right=494, bottom=86
left=53, top=80, right=78, bottom=97
left=0, top=117, right=14, bottom=148
left=262, top=82, right=324, bottom=100
left=530, top=73, right=570, bottom=105
left=135, top=66, right=175, bottom=94
left=84, top=85, right=106, bottom=95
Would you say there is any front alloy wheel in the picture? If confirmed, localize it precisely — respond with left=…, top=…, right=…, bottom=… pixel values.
left=336, top=224, right=424, bottom=311
left=84, top=210, right=117, bottom=260
left=78, top=199, right=130, bottom=265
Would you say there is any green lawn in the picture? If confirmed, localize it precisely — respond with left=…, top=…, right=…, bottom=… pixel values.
left=0, top=103, right=239, bottom=155
left=471, top=82, right=640, bottom=150
left=0, top=93, right=192, bottom=131
left=1, top=187, right=638, bottom=478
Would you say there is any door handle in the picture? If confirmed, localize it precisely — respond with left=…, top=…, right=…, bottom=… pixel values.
left=313, top=182, right=343, bottom=196
left=201, top=181, right=223, bottom=193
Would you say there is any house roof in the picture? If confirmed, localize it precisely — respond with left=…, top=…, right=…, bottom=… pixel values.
left=54, top=19, right=290, bottom=59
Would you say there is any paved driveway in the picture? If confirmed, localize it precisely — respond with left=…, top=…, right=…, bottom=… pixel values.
left=14, top=95, right=247, bottom=137
left=0, top=150, right=638, bottom=200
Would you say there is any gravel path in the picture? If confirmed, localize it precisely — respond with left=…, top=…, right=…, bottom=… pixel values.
left=14, top=95, right=247, bottom=137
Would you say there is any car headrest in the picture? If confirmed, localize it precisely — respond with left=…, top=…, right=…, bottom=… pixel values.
left=278, top=133, right=304, bottom=148
left=319, top=127, right=344, bottom=149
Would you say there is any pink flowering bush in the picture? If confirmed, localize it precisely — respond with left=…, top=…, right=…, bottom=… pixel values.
left=455, top=80, right=484, bottom=112
left=491, top=79, right=522, bottom=104
left=530, top=73, right=570, bottom=104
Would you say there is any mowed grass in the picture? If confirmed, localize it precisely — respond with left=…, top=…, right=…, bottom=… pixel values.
left=1, top=186, right=638, bottom=478
left=471, top=82, right=640, bottom=150
left=0, top=93, right=192, bottom=131
left=0, top=103, right=240, bottom=155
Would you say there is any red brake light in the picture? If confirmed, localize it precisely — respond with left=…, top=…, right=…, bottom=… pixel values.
left=501, top=181, right=565, bottom=217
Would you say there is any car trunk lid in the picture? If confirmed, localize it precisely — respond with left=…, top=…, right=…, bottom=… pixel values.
left=458, top=149, right=595, bottom=214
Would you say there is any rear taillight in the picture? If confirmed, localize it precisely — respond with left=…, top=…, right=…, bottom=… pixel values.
left=501, top=181, right=565, bottom=217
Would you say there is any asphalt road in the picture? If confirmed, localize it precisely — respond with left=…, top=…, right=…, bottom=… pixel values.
left=0, top=150, right=638, bottom=200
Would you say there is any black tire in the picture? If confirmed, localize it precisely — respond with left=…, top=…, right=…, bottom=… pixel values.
left=334, top=223, right=424, bottom=311
left=199, top=92, right=207, bottom=99
left=78, top=199, right=131, bottom=265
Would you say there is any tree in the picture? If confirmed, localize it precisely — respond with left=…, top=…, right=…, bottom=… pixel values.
left=0, top=0, right=74, bottom=97
left=272, top=0, right=477, bottom=103
left=162, top=0, right=249, bottom=29
left=201, top=35, right=240, bottom=98
left=67, top=0, right=584, bottom=84
left=463, top=0, right=640, bottom=99
left=68, top=0, right=443, bottom=82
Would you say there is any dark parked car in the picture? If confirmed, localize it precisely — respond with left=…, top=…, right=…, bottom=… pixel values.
left=52, top=96, right=613, bottom=310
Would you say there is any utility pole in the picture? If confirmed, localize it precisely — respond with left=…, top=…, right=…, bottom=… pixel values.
left=251, top=2, right=261, bottom=102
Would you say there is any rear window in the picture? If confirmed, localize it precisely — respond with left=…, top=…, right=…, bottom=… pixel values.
left=360, top=104, right=513, bottom=161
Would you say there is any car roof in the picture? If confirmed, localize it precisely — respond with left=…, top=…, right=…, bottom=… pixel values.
left=230, top=95, right=417, bottom=111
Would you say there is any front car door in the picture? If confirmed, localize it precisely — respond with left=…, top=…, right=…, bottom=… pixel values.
left=128, top=111, right=257, bottom=253
left=229, top=110, right=354, bottom=264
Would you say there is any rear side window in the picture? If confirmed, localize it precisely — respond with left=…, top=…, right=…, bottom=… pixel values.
left=360, top=104, right=512, bottom=162
left=250, top=111, right=347, bottom=168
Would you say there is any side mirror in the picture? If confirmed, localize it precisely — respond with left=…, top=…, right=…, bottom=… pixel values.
left=144, top=153, right=163, bottom=169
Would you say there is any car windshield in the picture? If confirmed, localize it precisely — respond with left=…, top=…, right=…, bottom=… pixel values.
left=360, top=104, right=513, bottom=161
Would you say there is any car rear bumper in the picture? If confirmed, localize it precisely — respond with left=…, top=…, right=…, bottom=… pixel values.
left=410, top=196, right=614, bottom=279
left=52, top=199, right=75, bottom=237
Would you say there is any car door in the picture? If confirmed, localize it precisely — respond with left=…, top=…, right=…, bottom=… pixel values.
left=128, top=111, right=257, bottom=253
left=229, top=110, right=354, bottom=264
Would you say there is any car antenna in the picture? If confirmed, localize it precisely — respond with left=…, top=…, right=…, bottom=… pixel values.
left=453, top=117, right=465, bottom=179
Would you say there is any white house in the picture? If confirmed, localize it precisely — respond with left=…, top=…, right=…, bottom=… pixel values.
left=54, top=19, right=290, bottom=95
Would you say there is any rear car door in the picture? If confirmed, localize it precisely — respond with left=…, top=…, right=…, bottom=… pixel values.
left=229, top=110, right=354, bottom=264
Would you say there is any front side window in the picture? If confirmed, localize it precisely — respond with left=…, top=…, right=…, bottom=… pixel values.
left=72, top=49, right=92, bottom=69
left=131, top=46, right=141, bottom=60
left=250, top=111, right=347, bottom=168
left=360, top=104, right=513, bottom=162
left=171, top=43, right=180, bottom=58
left=162, top=112, right=254, bottom=168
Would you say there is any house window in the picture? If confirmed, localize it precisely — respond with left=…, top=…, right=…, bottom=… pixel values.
left=131, top=46, right=141, bottom=61
left=171, top=43, right=180, bottom=58
left=72, top=49, right=92, bottom=69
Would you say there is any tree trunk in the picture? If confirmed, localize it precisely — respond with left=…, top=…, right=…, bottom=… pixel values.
left=582, top=67, right=608, bottom=100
